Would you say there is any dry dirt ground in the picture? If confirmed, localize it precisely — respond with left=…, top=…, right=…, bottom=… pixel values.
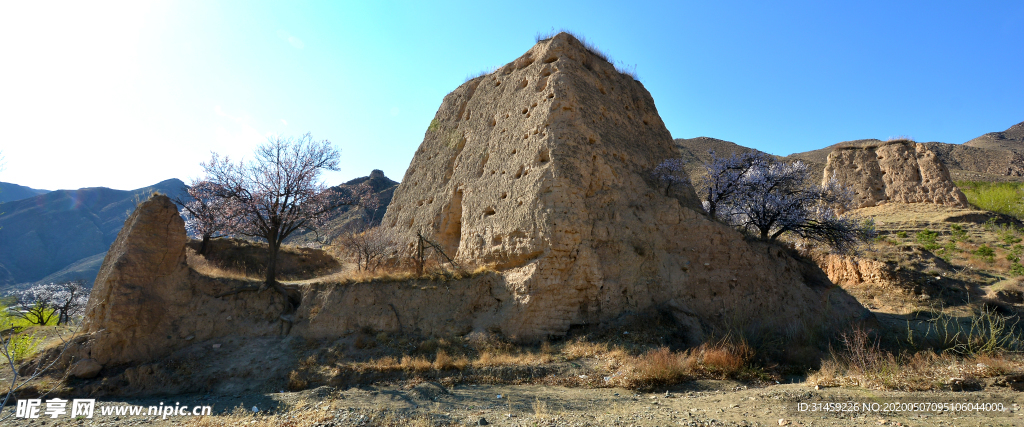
left=3, top=381, right=1023, bottom=426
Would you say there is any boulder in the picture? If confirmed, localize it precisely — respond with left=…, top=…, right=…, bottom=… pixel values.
left=822, top=140, right=969, bottom=209
left=380, top=32, right=869, bottom=341
left=69, top=358, right=102, bottom=379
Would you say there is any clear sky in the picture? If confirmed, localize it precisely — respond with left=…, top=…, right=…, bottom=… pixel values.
left=1, top=1, right=1022, bottom=191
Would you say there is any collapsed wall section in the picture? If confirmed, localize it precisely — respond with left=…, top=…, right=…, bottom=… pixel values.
left=823, top=140, right=970, bottom=209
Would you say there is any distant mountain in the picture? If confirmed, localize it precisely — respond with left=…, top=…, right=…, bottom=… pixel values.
left=0, top=182, right=50, bottom=203
left=287, top=170, right=400, bottom=245
left=0, top=178, right=188, bottom=292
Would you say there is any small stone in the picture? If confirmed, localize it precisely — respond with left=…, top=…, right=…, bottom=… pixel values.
left=477, top=418, right=489, bottom=426
left=212, top=344, right=221, bottom=349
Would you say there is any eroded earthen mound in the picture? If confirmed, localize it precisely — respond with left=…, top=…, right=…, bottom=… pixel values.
left=380, top=32, right=869, bottom=341
left=823, top=140, right=970, bottom=210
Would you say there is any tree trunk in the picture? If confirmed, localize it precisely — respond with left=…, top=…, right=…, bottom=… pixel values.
left=200, top=233, right=211, bottom=255
left=265, top=238, right=279, bottom=287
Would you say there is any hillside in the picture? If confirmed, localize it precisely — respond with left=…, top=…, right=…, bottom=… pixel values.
left=963, top=120, right=1024, bottom=152
left=286, top=170, right=399, bottom=245
left=0, top=181, right=49, bottom=203
left=0, top=178, right=187, bottom=291
left=675, top=120, right=1024, bottom=185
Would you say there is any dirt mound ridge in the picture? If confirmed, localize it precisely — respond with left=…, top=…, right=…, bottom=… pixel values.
left=380, top=32, right=869, bottom=341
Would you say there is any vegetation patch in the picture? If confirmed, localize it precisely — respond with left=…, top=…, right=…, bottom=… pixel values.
left=957, top=181, right=1024, bottom=219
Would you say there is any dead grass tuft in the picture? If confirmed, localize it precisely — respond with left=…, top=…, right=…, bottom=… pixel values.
left=473, top=350, right=553, bottom=367
left=432, top=350, right=468, bottom=370
left=609, top=340, right=755, bottom=390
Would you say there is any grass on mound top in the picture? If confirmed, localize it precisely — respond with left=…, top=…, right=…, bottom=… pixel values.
left=957, top=181, right=1024, bottom=219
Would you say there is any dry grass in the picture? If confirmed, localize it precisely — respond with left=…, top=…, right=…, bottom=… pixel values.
left=561, top=338, right=611, bottom=359
left=809, top=327, right=1024, bottom=391
left=187, top=247, right=260, bottom=281
left=318, top=262, right=498, bottom=286
left=607, top=340, right=756, bottom=390
left=474, top=350, right=553, bottom=367
left=432, top=350, right=469, bottom=370
left=187, top=238, right=341, bottom=281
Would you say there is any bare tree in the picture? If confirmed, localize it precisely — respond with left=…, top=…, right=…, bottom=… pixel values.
left=201, top=133, right=363, bottom=299
left=336, top=226, right=399, bottom=272
left=5, top=281, right=89, bottom=326
left=690, top=152, right=868, bottom=252
left=51, top=280, right=89, bottom=325
left=175, top=180, right=238, bottom=255
left=694, top=150, right=773, bottom=220
left=651, top=158, right=690, bottom=196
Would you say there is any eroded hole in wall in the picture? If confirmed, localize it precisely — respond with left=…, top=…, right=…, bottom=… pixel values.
left=483, top=207, right=496, bottom=217
left=501, top=192, right=508, bottom=199
left=492, top=235, right=503, bottom=245
left=514, top=165, right=525, bottom=179
left=544, top=55, right=558, bottom=63
left=439, top=189, right=464, bottom=257
left=511, top=148, right=517, bottom=155
left=547, top=93, right=554, bottom=99
left=518, top=78, right=528, bottom=89
left=537, top=148, right=550, bottom=163
left=489, top=117, right=496, bottom=127
left=522, top=108, right=529, bottom=114
left=477, top=153, right=489, bottom=178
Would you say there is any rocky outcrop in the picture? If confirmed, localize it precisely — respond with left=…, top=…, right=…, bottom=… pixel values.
left=819, top=254, right=901, bottom=289
left=823, top=140, right=970, bottom=209
left=380, top=32, right=869, bottom=341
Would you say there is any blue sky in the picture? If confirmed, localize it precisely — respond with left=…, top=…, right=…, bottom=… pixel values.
left=1, top=1, right=1022, bottom=191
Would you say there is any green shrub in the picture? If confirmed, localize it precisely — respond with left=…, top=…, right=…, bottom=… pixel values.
left=916, top=230, right=940, bottom=251
left=950, top=224, right=968, bottom=242
left=896, top=231, right=908, bottom=239
left=958, top=180, right=1024, bottom=218
left=0, top=331, right=42, bottom=364
left=1011, top=263, right=1024, bottom=276
left=974, top=245, right=996, bottom=263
